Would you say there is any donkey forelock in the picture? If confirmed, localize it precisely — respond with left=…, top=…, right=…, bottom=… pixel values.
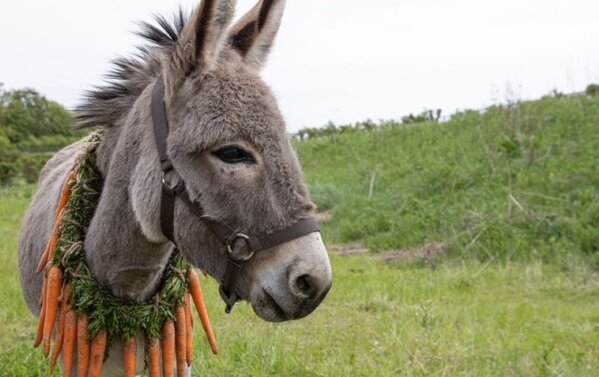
left=75, top=0, right=286, bottom=130
left=74, top=10, right=186, bottom=129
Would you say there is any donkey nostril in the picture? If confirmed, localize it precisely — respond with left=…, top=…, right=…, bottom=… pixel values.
left=296, top=275, right=309, bottom=292
left=294, top=274, right=316, bottom=298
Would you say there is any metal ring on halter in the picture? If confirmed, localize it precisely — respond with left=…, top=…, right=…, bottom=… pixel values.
left=226, top=233, right=254, bottom=261
left=161, top=170, right=177, bottom=191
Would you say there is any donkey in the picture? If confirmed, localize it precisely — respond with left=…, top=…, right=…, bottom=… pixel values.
left=18, top=0, right=332, bottom=375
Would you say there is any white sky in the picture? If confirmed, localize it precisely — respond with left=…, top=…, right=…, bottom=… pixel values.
left=1, top=0, right=599, bottom=132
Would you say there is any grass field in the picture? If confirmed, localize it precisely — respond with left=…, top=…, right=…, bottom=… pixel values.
left=1, top=92, right=598, bottom=376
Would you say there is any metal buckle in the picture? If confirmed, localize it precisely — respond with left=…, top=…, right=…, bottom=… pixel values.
left=161, top=170, right=178, bottom=191
left=226, top=233, right=254, bottom=261
left=219, top=284, right=239, bottom=314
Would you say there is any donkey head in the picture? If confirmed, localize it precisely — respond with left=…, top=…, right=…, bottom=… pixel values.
left=134, top=0, right=331, bottom=322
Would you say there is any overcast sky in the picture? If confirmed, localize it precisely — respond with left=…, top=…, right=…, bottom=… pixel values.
left=1, top=0, right=598, bottom=132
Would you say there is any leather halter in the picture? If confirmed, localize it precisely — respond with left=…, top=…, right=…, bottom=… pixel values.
left=150, top=77, right=320, bottom=313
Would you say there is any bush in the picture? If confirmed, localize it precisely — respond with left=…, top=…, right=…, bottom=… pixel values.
left=17, top=153, right=52, bottom=184
left=401, top=109, right=442, bottom=124
left=586, top=84, right=599, bottom=97
left=0, top=161, right=18, bottom=185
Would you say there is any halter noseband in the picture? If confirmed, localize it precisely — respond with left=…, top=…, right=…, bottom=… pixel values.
left=150, top=77, right=320, bottom=313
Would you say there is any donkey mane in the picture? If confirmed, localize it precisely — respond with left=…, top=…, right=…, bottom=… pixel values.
left=75, top=11, right=188, bottom=129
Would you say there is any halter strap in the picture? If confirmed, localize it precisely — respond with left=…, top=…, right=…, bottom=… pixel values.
left=150, top=76, right=320, bottom=313
left=151, top=77, right=176, bottom=241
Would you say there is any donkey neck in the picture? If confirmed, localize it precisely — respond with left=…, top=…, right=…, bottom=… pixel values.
left=84, top=98, right=173, bottom=304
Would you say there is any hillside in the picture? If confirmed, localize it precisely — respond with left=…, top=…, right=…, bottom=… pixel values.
left=295, top=93, right=599, bottom=268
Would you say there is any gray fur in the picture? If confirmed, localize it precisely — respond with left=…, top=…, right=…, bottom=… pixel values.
left=18, top=0, right=331, bottom=374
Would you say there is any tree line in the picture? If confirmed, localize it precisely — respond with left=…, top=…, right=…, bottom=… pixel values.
left=293, top=109, right=443, bottom=141
left=0, top=83, right=85, bottom=184
left=293, top=84, right=599, bottom=141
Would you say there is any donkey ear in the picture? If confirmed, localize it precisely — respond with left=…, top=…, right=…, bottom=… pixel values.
left=165, top=0, right=236, bottom=93
left=228, top=0, right=286, bottom=70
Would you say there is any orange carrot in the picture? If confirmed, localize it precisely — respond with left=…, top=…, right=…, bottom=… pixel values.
left=175, top=305, right=187, bottom=377
left=187, top=268, right=218, bottom=354
left=49, top=284, right=70, bottom=374
left=87, top=328, right=107, bottom=377
left=56, top=171, right=76, bottom=213
left=46, top=207, right=66, bottom=263
left=33, top=309, right=46, bottom=348
left=36, top=240, right=51, bottom=274
left=37, top=170, right=74, bottom=271
left=39, top=272, right=48, bottom=307
left=36, top=169, right=73, bottom=274
left=36, top=209, right=63, bottom=273
left=184, top=294, right=193, bottom=365
left=185, top=292, right=193, bottom=328
left=147, top=338, right=161, bottom=377
left=43, top=266, right=63, bottom=357
left=161, top=319, right=175, bottom=377
left=123, top=336, right=137, bottom=377
left=62, top=309, right=77, bottom=377
left=33, top=274, right=48, bottom=348
left=36, top=170, right=74, bottom=274
left=76, top=314, right=90, bottom=377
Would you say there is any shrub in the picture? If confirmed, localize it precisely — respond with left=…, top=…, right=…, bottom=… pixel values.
left=17, top=153, right=52, bottom=184
left=585, top=84, right=599, bottom=97
left=0, top=161, right=18, bottom=185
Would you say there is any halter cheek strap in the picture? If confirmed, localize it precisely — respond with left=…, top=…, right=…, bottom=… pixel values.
left=150, top=76, right=320, bottom=313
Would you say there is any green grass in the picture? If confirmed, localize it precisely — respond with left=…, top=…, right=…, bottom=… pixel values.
left=1, top=93, right=599, bottom=375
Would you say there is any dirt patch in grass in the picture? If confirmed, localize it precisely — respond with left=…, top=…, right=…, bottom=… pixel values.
left=329, top=242, right=370, bottom=256
left=314, top=210, right=333, bottom=223
left=378, top=242, right=449, bottom=263
left=330, top=241, right=449, bottom=261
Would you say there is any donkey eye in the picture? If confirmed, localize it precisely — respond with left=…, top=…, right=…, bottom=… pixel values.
left=213, top=146, right=255, bottom=164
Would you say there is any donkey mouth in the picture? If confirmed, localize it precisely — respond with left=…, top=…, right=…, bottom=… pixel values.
left=253, top=285, right=331, bottom=322
left=257, top=289, right=289, bottom=322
